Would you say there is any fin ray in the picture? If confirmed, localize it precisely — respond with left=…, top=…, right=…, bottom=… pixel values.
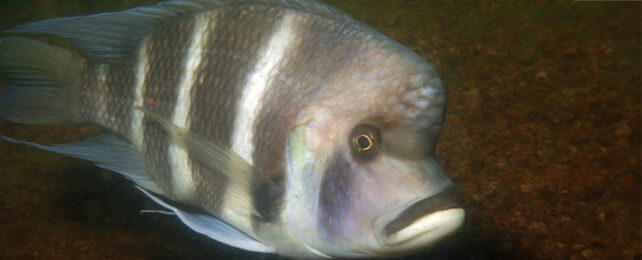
left=136, top=106, right=262, bottom=217
left=0, top=37, right=84, bottom=124
left=4, top=1, right=212, bottom=62
left=136, top=106, right=259, bottom=188
left=4, top=0, right=354, bottom=63
left=137, top=187, right=274, bottom=253
left=0, top=135, right=163, bottom=194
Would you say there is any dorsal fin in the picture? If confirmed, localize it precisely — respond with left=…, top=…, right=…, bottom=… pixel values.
left=3, top=0, right=355, bottom=63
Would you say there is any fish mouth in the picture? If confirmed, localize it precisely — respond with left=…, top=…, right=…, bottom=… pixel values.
left=383, top=186, right=464, bottom=237
left=375, top=186, right=465, bottom=250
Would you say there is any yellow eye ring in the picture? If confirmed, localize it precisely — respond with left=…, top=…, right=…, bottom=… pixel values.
left=349, top=123, right=381, bottom=160
left=355, top=134, right=373, bottom=151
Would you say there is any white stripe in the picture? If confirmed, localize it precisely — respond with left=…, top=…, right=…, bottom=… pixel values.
left=168, top=14, right=211, bottom=199
left=130, top=37, right=150, bottom=150
left=221, top=12, right=299, bottom=235
left=231, top=13, right=298, bottom=163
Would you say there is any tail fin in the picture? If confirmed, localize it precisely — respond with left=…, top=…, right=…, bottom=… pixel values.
left=0, top=37, right=85, bottom=124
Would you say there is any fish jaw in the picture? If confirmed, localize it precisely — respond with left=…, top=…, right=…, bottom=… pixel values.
left=379, top=208, right=465, bottom=251
left=282, top=119, right=466, bottom=258
left=370, top=186, right=465, bottom=255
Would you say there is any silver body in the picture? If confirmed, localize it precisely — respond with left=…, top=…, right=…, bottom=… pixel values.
left=0, top=0, right=464, bottom=258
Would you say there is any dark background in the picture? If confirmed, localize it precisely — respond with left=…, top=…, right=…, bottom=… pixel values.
left=0, top=0, right=639, bottom=259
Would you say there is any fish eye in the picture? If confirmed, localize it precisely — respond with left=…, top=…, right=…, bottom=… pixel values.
left=350, top=124, right=381, bottom=160
left=356, top=135, right=372, bottom=151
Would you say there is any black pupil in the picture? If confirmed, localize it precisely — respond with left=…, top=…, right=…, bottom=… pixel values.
left=357, top=135, right=371, bottom=149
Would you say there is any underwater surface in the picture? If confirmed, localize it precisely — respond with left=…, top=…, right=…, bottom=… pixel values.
left=0, top=0, right=639, bottom=259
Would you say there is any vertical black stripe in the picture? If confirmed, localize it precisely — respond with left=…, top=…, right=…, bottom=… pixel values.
left=251, top=16, right=368, bottom=176
left=189, top=7, right=285, bottom=147
left=78, top=62, right=95, bottom=123
left=187, top=7, right=285, bottom=215
left=140, top=17, right=196, bottom=193
left=247, top=13, right=374, bottom=230
left=103, top=60, right=136, bottom=136
left=251, top=174, right=285, bottom=228
left=318, top=152, right=355, bottom=243
left=79, top=61, right=136, bottom=137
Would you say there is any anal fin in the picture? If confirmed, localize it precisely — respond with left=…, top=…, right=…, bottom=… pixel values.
left=137, top=187, right=274, bottom=253
left=1, top=134, right=162, bottom=194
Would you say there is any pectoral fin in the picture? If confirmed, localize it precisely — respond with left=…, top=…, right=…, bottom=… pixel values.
left=135, top=106, right=262, bottom=217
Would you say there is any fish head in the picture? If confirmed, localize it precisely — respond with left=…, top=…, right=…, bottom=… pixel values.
left=284, top=46, right=465, bottom=258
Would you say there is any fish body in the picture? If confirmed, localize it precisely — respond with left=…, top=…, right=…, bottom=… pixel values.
left=0, top=0, right=464, bottom=258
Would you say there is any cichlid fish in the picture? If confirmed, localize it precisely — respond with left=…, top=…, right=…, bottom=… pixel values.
left=0, top=0, right=464, bottom=258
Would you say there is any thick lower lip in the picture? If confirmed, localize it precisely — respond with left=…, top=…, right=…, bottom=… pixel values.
left=380, top=208, right=465, bottom=250
left=383, top=186, right=465, bottom=238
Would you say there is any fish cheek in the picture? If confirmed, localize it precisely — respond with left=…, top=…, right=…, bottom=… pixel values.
left=318, top=152, right=360, bottom=243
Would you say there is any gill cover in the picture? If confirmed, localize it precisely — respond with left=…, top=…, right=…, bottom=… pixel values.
left=284, top=123, right=364, bottom=258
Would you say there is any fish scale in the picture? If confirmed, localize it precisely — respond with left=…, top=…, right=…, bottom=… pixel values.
left=140, top=17, right=195, bottom=195
left=0, top=0, right=464, bottom=258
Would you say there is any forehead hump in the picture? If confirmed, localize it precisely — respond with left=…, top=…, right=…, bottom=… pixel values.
left=396, top=69, right=446, bottom=131
left=333, top=48, right=446, bottom=132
